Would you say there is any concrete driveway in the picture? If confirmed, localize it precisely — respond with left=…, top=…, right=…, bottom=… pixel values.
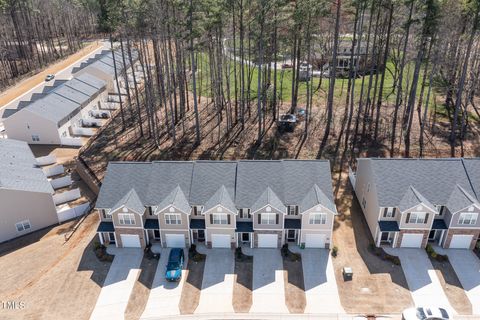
left=90, top=248, right=143, bottom=320
left=437, top=248, right=480, bottom=315
left=250, top=249, right=289, bottom=314
left=386, top=248, right=454, bottom=313
left=195, top=249, right=235, bottom=314
left=140, top=248, right=188, bottom=319
left=300, top=249, right=344, bottom=314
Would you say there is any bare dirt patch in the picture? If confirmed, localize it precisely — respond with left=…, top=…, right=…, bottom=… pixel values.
left=0, top=213, right=110, bottom=320
left=233, top=259, right=253, bottom=313
left=124, top=254, right=159, bottom=320
left=179, top=258, right=205, bottom=314
left=332, top=175, right=414, bottom=314
left=283, top=258, right=306, bottom=313
left=429, top=258, right=472, bottom=315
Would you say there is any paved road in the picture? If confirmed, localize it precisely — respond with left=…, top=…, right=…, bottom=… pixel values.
left=195, top=249, right=235, bottom=314
left=0, top=40, right=109, bottom=119
left=300, top=249, right=344, bottom=314
left=250, top=249, right=289, bottom=314
left=386, top=248, right=455, bottom=313
left=140, top=248, right=188, bottom=319
left=90, top=248, right=143, bottom=320
left=437, top=248, right=480, bottom=315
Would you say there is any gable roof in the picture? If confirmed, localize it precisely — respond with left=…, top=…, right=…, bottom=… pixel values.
left=189, top=161, right=237, bottom=205
left=204, top=185, right=237, bottom=214
left=365, top=158, right=477, bottom=209
left=0, top=139, right=53, bottom=194
left=111, top=188, right=144, bottom=214
left=446, top=184, right=480, bottom=214
left=251, top=186, right=286, bottom=213
left=398, top=186, right=437, bottom=213
left=300, top=184, right=337, bottom=214
left=462, top=158, right=480, bottom=200
left=156, top=185, right=191, bottom=214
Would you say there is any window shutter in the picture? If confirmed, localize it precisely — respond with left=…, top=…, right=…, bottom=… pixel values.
left=227, top=215, right=231, bottom=224
left=406, top=213, right=411, bottom=223
left=258, top=214, right=261, bottom=224
left=383, top=208, right=388, bottom=217
left=276, top=214, right=279, bottom=224
left=210, top=214, right=213, bottom=224
left=424, top=213, right=429, bottom=224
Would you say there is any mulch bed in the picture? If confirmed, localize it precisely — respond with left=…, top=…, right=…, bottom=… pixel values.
left=282, top=245, right=306, bottom=313
left=233, top=256, right=253, bottom=313
left=124, top=253, right=160, bottom=320
left=179, top=248, right=206, bottom=314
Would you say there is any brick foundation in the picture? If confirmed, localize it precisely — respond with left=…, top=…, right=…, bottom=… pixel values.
left=443, top=229, right=480, bottom=249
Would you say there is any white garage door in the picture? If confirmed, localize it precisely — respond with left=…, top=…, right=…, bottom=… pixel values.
left=450, top=235, right=473, bottom=249
left=401, top=233, right=423, bottom=248
left=165, top=234, right=186, bottom=248
left=257, top=234, right=278, bottom=248
left=120, top=234, right=141, bottom=248
left=305, top=233, right=326, bottom=248
left=211, top=234, right=231, bottom=248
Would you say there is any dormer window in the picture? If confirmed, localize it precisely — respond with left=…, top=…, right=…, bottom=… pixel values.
left=287, top=206, right=299, bottom=216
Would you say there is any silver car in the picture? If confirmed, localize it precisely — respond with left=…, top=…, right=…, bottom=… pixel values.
left=402, top=307, right=452, bottom=320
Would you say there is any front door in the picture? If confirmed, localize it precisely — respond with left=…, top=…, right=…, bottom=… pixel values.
left=428, top=230, right=436, bottom=241
left=242, top=232, right=250, bottom=242
left=287, top=230, right=296, bottom=242
left=381, top=232, right=389, bottom=242
left=154, top=229, right=160, bottom=240
left=198, top=229, right=205, bottom=241
left=109, top=232, right=116, bottom=243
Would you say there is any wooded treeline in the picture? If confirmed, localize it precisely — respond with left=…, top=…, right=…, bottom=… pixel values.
left=0, top=0, right=98, bottom=89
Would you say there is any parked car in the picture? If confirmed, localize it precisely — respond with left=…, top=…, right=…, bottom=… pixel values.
left=277, top=113, right=297, bottom=133
left=45, top=74, right=55, bottom=81
left=402, top=307, right=452, bottom=320
left=165, top=248, right=184, bottom=282
left=281, top=63, right=292, bottom=69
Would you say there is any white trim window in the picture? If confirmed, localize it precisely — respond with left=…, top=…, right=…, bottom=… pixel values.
left=212, top=213, right=228, bottom=225
left=165, top=213, right=181, bottom=225
left=309, top=213, right=327, bottom=224
left=101, top=209, right=111, bottom=220
left=287, top=205, right=299, bottom=216
left=386, top=207, right=394, bottom=218
left=15, top=220, right=31, bottom=232
left=408, top=212, right=427, bottom=224
left=118, top=213, right=135, bottom=225
left=31, top=134, right=40, bottom=142
left=261, top=213, right=276, bottom=225
left=239, top=208, right=251, bottom=219
left=192, top=206, right=203, bottom=216
left=459, top=212, right=478, bottom=225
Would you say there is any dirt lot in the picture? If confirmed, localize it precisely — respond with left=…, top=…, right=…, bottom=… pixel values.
left=179, top=258, right=205, bottom=314
left=429, top=258, right=472, bottom=315
left=332, top=175, right=414, bottom=314
left=124, top=254, right=159, bottom=320
left=0, top=213, right=110, bottom=320
left=30, top=145, right=81, bottom=165
left=283, top=258, right=306, bottom=313
left=232, top=259, right=253, bottom=313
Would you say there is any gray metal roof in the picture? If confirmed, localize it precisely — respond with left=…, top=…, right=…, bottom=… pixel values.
left=157, top=185, right=191, bottom=214
left=111, top=188, right=144, bottom=214
left=365, top=158, right=479, bottom=213
left=204, top=185, right=237, bottom=213
left=189, top=161, right=237, bottom=205
left=0, top=139, right=53, bottom=194
left=17, top=73, right=105, bottom=127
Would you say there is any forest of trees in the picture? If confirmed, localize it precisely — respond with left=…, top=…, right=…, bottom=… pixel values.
left=0, top=0, right=98, bottom=89
left=3, top=0, right=480, bottom=163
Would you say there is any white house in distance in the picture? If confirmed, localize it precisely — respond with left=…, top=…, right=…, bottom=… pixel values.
left=3, top=73, right=107, bottom=145
left=0, top=139, right=58, bottom=243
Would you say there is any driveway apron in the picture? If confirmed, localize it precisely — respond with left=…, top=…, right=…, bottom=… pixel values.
left=140, top=248, right=188, bottom=319
left=195, top=249, right=235, bottom=314
left=90, top=248, right=143, bottom=320
left=301, top=249, right=344, bottom=314
left=250, top=249, right=289, bottom=314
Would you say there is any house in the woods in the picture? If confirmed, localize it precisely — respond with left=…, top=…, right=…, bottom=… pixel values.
left=0, top=139, right=57, bottom=243
left=352, top=158, right=480, bottom=249
left=95, top=160, right=338, bottom=249
left=3, top=73, right=107, bottom=145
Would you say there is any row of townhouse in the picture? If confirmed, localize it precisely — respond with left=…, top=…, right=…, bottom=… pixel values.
left=353, top=158, right=480, bottom=249
left=95, top=160, right=338, bottom=249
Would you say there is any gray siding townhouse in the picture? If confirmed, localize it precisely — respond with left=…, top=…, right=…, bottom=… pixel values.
left=95, top=160, right=338, bottom=249
left=0, top=139, right=58, bottom=243
left=353, top=158, right=480, bottom=249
